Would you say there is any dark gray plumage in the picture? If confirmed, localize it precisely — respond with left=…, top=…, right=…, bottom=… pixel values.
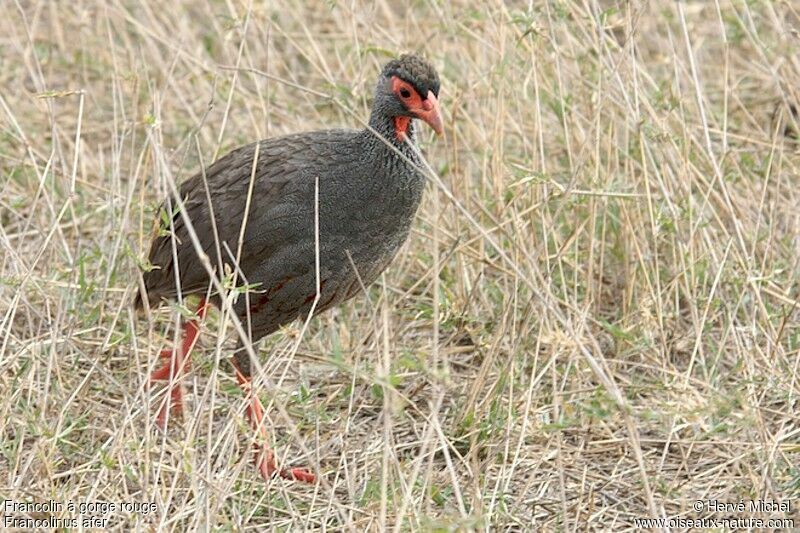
left=136, top=55, right=442, bottom=377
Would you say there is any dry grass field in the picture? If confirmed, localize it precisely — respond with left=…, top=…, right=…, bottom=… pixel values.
left=2, top=0, right=800, bottom=530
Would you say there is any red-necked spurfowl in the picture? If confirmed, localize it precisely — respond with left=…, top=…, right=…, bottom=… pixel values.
left=135, top=55, right=443, bottom=483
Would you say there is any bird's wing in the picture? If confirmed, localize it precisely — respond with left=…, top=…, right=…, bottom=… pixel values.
left=136, top=129, right=356, bottom=308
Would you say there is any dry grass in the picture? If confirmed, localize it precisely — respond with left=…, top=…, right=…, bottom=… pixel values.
left=2, top=0, right=800, bottom=530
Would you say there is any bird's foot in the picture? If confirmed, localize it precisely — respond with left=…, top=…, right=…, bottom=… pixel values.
left=148, top=299, right=208, bottom=430
left=233, top=362, right=316, bottom=484
left=149, top=348, right=190, bottom=429
left=253, top=444, right=316, bottom=483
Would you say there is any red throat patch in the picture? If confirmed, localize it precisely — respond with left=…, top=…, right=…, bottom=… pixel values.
left=394, top=116, right=411, bottom=141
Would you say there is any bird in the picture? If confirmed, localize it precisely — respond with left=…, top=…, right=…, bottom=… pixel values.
left=135, top=54, right=443, bottom=483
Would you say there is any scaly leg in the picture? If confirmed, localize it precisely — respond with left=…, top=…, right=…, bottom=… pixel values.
left=231, top=359, right=316, bottom=483
left=149, top=299, right=209, bottom=429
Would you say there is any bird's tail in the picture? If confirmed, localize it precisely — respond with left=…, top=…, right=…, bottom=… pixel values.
left=133, top=291, right=144, bottom=310
left=133, top=275, right=153, bottom=312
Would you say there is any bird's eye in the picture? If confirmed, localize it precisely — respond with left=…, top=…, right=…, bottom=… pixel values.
left=400, top=88, right=411, bottom=98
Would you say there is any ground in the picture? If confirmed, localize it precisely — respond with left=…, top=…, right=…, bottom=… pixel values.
left=1, top=0, right=799, bottom=530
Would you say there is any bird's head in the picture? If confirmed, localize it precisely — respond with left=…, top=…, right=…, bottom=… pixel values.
left=373, top=54, right=443, bottom=141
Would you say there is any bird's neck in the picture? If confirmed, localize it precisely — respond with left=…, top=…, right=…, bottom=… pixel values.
left=367, top=111, right=416, bottom=148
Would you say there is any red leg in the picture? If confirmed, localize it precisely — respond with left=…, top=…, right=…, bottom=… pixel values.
left=149, top=299, right=209, bottom=429
left=231, top=362, right=316, bottom=483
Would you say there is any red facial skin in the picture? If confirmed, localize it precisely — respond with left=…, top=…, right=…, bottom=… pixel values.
left=390, top=75, right=444, bottom=141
